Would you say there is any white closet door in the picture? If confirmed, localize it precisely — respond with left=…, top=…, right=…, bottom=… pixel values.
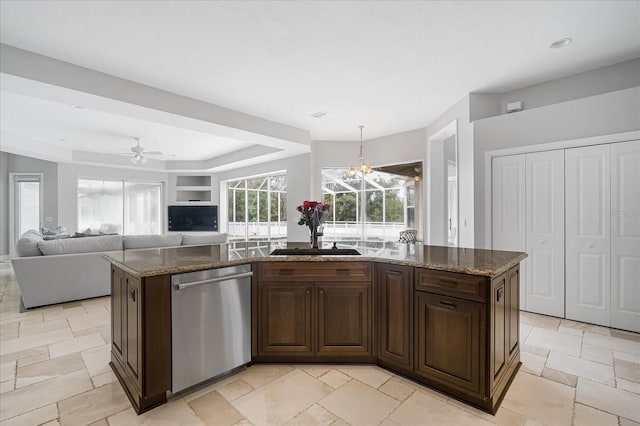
left=525, top=150, right=565, bottom=317
left=611, top=140, right=640, bottom=332
left=565, top=144, right=611, bottom=327
left=492, top=155, right=526, bottom=307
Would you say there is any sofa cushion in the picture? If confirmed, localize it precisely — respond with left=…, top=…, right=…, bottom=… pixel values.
left=181, top=233, right=228, bottom=246
left=38, top=235, right=123, bottom=256
left=123, top=234, right=182, bottom=250
left=15, top=230, right=44, bottom=257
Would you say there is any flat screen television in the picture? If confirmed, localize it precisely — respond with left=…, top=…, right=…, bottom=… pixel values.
left=168, top=205, right=218, bottom=232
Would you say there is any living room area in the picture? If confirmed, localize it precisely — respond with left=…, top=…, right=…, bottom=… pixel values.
left=1, top=1, right=640, bottom=425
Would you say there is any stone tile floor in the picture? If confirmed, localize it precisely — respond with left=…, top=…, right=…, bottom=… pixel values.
left=1, top=262, right=639, bottom=425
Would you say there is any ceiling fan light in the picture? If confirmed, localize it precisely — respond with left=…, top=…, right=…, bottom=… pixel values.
left=131, top=156, right=138, bottom=164
left=348, top=166, right=357, bottom=176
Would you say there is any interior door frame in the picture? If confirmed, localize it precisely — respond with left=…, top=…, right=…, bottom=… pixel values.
left=9, top=172, right=44, bottom=257
left=484, top=130, right=640, bottom=249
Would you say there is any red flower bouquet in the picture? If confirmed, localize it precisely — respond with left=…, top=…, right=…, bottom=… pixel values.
left=297, top=201, right=330, bottom=248
left=296, top=201, right=330, bottom=228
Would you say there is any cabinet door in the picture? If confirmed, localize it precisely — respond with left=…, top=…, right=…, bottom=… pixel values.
left=507, top=265, right=520, bottom=358
left=525, top=150, right=565, bottom=317
left=492, top=155, right=526, bottom=308
left=259, top=284, right=313, bottom=356
left=611, top=140, right=640, bottom=332
left=490, top=274, right=507, bottom=390
left=125, top=275, right=142, bottom=390
left=566, top=144, right=611, bottom=326
left=111, top=267, right=125, bottom=362
left=415, top=292, right=484, bottom=396
left=377, top=264, right=413, bottom=370
left=317, top=283, right=371, bottom=356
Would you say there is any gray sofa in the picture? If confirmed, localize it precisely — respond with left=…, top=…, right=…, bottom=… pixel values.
left=11, top=230, right=228, bottom=308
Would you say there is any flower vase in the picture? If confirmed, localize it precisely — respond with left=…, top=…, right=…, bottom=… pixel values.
left=310, top=225, right=319, bottom=249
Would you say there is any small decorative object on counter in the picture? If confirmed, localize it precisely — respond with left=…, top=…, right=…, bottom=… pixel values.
left=399, top=229, right=417, bottom=244
left=297, top=200, right=330, bottom=248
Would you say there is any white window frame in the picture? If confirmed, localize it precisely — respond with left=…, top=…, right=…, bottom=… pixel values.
left=9, top=173, right=43, bottom=257
left=221, top=171, right=287, bottom=242
left=77, top=176, right=165, bottom=235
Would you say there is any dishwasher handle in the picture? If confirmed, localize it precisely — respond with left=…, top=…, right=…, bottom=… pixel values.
left=175, top=271, right=253, bottom=291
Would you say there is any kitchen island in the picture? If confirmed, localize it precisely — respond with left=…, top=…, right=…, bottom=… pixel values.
left=105, top=241, right=526, bottom=415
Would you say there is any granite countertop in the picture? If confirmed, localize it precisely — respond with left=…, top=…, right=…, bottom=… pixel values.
left=104, top=241, right=527, bottom=278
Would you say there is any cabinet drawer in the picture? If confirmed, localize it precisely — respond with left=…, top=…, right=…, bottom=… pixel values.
left=415, top=268, right=486, bottom=302
left=259, top=262, right=372, bottom=282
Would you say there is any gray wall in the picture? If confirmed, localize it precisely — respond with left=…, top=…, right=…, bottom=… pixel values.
left=470, top=59, right=640, bottom=121
left=216, top=153, right=311, bottom=242
left=0, top=152, right=59, bottom=256
left=426, top=95, right=475, bottom=247
left=0, top=152, right=8, bottom=256
left=473, top=86, right=640, bottom=247
left=311, top=128, right=427, bottom=241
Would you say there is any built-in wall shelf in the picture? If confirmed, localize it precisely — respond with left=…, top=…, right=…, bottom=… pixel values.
left=176, top=176, right=211, bottom=187
left=175, top=190, right=212, bottom=203
left=169, top=174, right=214, bottom=204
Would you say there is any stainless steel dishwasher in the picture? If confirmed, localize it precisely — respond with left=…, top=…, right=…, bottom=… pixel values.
left=171, top=264, right=252, bottom=393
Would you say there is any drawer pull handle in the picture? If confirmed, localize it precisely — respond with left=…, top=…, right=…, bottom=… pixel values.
left=438, top=300, right=457, bottom=309
left=439, top=280, right=458, bottom=287
left=278, top=269, right=294, bottom=275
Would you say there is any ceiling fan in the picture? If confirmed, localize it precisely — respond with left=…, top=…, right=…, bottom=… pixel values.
left=120, top=137, right=164, bottom=164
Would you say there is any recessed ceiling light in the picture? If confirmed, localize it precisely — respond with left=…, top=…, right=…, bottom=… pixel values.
left=549, top=38, right=572, bottom=49
left=310, top=111, right=327, bottom=118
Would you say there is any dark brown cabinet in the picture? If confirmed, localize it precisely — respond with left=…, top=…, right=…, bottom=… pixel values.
left=490, top=265, right=521, bottom=392
left=507, top=265, right=520, bottom=359
left=125, top=276, right=142, bottom=390
left=377, top=263, right=413, bottom=372
left=413, top=265, right=520, bottom=411
left=257, top=262, right=373, bottom=360
left=414, top=291, right=485, bottom=396
left=259, top=283, right=313, bottom=355
left=490, top=272, right=507, bottom=389
left=110, top=266, right=171, bottom=414
left=317, top=283, right=370, bottom=355
left=109, top=255, right=522, bottom=416
left=111, top=267, right=124, bottom=362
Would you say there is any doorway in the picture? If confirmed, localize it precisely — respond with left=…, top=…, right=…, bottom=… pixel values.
left=9, top=173, right=43, bottom=256
left=427, top=120, right=458, bottom=246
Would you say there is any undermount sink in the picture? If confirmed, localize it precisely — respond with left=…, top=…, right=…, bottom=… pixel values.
left=270, top=248, right=361, bottom=256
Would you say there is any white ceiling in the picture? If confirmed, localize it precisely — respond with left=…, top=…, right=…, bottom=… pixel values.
left=0, top=91, right=255, bottom=161
left=0, top=0, right=639, bottom=156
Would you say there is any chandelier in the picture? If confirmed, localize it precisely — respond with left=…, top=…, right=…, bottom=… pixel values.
left=348, top=125, right=373, bottom=175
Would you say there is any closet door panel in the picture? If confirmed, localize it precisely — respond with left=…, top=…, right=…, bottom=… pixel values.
left=611, top=140, right=640, bottom=332
left=525, top=150, right=565, bottom=317
left=565, top=145, right=611, bottom=326
left=492, top=155, right=526, bottom=307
